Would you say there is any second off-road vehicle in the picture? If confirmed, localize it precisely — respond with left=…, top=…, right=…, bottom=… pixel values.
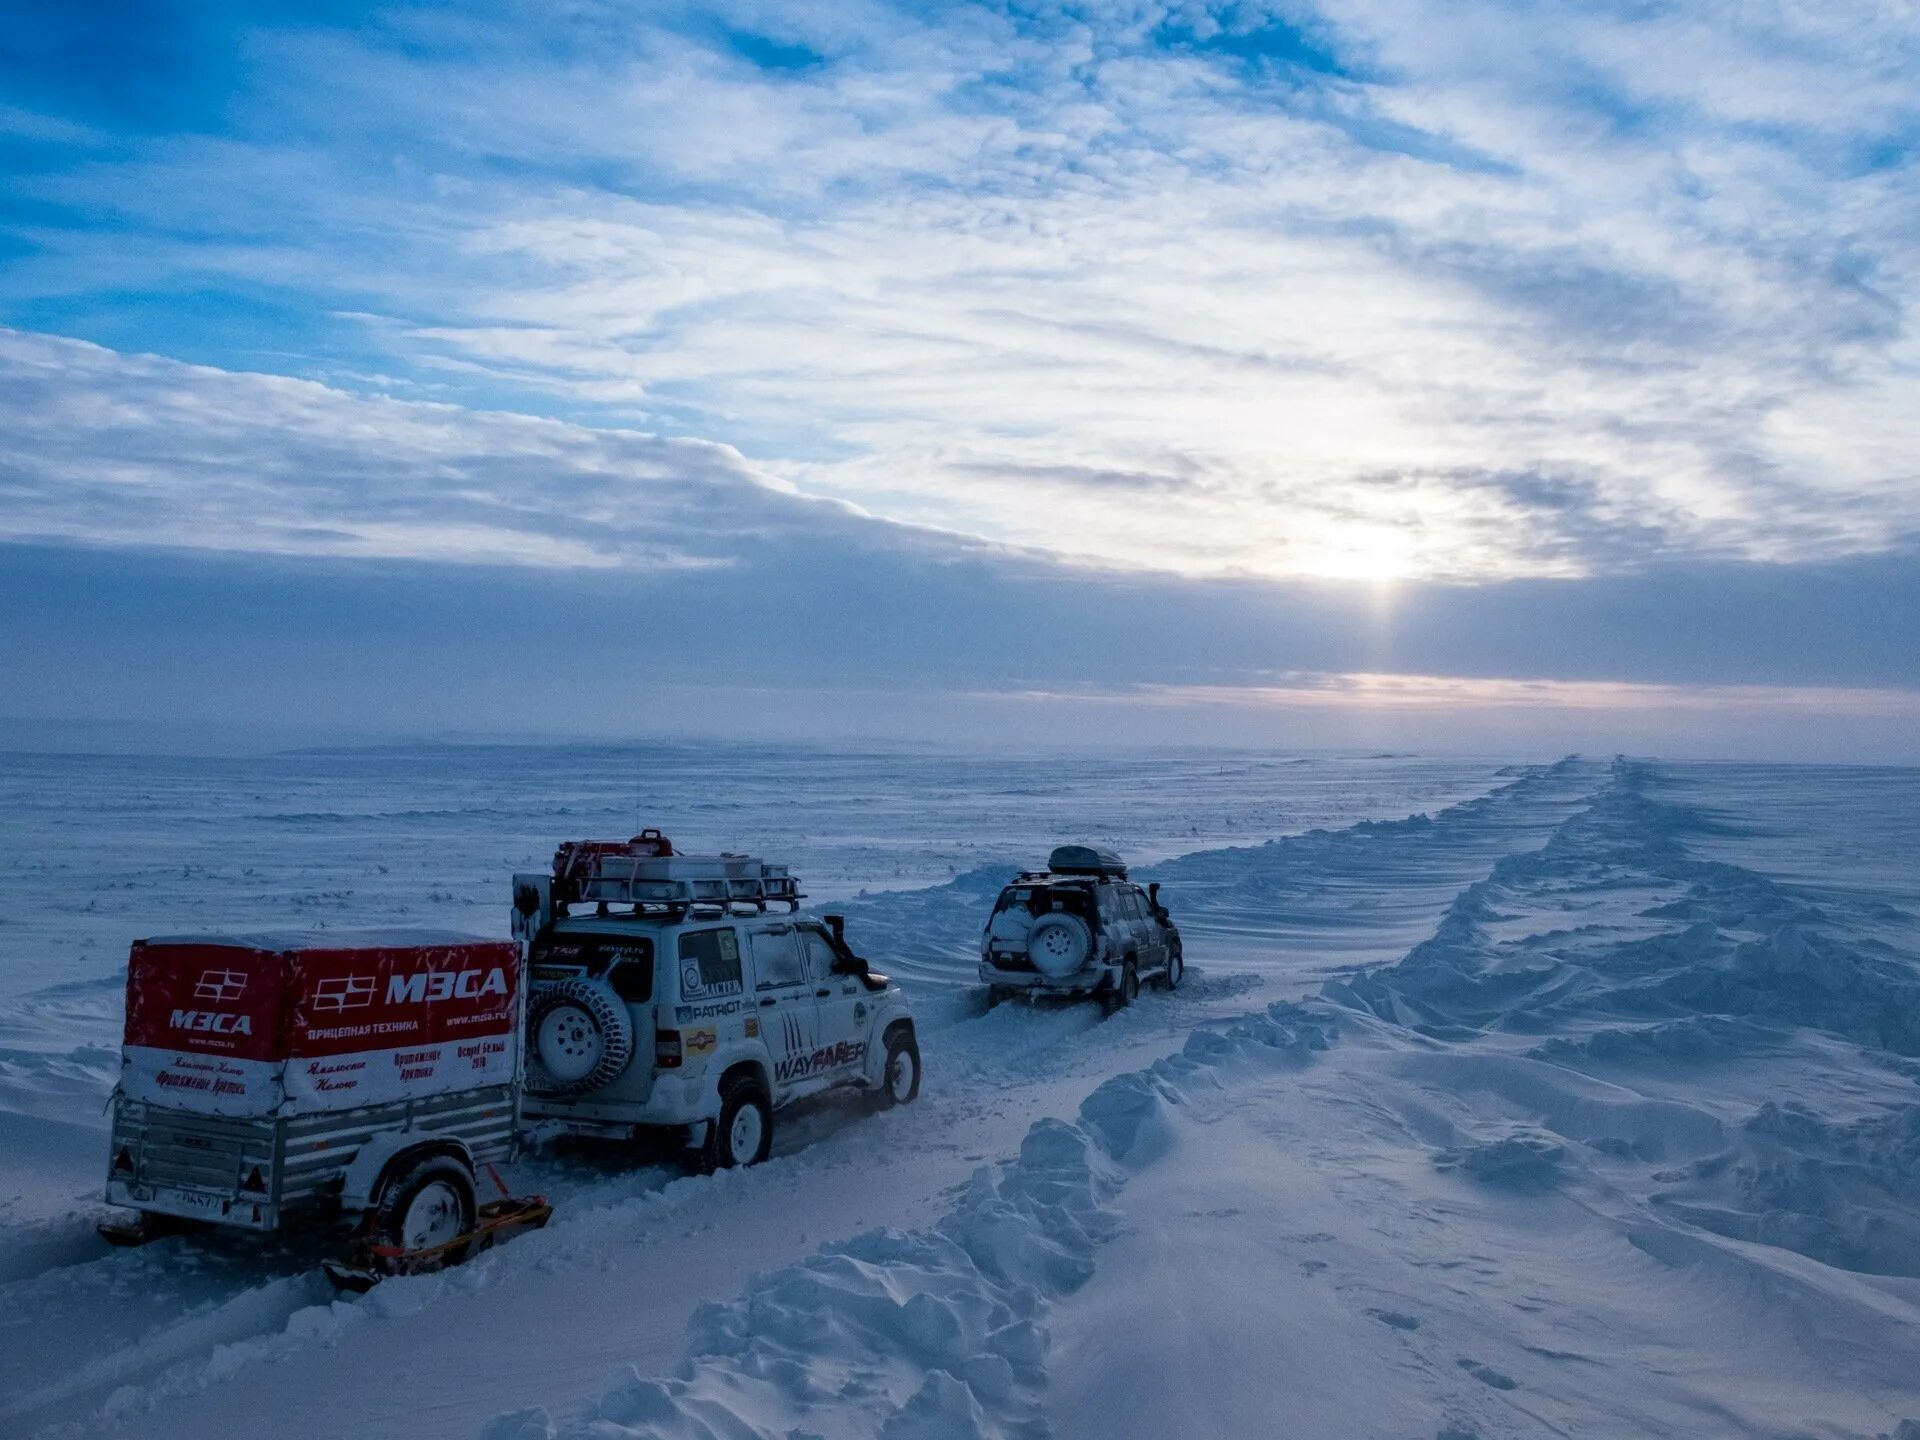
left=979, top=845, right=1182, bottom=1013
left=511, top=834, right=920, bottom=1169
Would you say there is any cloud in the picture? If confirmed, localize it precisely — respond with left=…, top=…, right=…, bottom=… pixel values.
left=998, top=672, right=1920, bottom=720
left=0, top=327, right=994, bottom=571
left=0, top=0, right=1915, bottom=587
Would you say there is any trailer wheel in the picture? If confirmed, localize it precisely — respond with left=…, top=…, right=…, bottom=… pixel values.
left=374, top=1153, right=476, bottom=1254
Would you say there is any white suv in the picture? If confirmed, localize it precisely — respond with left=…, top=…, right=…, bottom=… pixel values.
left=979, top=845, right=1182, bottom=1012
left=511, top=846, right=919, bottom=1169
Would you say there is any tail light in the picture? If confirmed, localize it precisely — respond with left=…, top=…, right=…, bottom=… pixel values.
left=112, top=1146, right=135, bottom=1175
left=654, top=1030, right=683, bottom=1069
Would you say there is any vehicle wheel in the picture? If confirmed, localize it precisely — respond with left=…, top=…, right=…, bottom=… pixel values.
left=1027, top=913, right=1093, bottom=978
left=704, top=1074, right=772, bottom=1170
left=373, top=1153, right=476, bottom=1255
left=877, top=1028, right=921, bottom=1108
left=526, top=979, right=634, bottom=1095
left=1160, top=945, right=1184, bottom=991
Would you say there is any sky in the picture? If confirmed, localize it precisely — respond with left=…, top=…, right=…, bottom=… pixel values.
left=0, top=0, right=1916, bottom=758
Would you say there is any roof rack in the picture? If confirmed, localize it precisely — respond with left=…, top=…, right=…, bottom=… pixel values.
left=546, top=834, right=801, bottom=914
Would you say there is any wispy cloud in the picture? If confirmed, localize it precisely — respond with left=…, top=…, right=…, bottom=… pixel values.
left=989, top=672, right=1920, bottom=719
left=0, top=328, right=985, bottom=570
left=0, top=1, right=1916, bottom=585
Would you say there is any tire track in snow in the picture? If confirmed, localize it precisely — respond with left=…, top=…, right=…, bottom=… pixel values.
left=9, top=758, right=1608, bottom=1439
left=489, top=758, right=1920, bottom=1438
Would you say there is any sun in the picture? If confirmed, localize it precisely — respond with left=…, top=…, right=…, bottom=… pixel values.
left=1311, top=524, right=1418, bottom=585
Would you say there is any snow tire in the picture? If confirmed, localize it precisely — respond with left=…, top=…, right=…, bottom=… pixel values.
left=372, top=1153, right=477, bottom=1256
left=526, top=979, right=635, bottom=1095
left=877, top=1027, right=921, bottom=1109
left=1027, top=912, right=1093, bottom=977
left=704, top=1073, right=772, bottom=1170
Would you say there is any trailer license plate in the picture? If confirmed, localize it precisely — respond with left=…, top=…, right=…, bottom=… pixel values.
left=148, top=1185, right=230, bottom=1219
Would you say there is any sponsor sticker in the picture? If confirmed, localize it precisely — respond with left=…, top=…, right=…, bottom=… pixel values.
left=774, top=1039, right=866, bottom=1084
left=684, top=1027, right=718, bottom=1056
left=675, top=999, right=743, bottom=1023
left=744, top=1017, right=760, bottom=1038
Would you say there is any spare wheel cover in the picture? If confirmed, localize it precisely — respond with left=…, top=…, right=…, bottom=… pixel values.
left=1027, top=913, right=1092, bottom=978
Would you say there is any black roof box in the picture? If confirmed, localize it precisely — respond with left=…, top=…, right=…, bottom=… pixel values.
left=1048, top=844, right=1128, bottom=878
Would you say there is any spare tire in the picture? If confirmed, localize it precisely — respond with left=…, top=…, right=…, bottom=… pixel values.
left=1027, top=913, right=1092, bottom=978
left=526, top=979, right=635, bottom=1095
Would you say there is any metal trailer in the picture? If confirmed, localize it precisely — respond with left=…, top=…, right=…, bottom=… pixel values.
left=105, top=931, right=524, bottom=1250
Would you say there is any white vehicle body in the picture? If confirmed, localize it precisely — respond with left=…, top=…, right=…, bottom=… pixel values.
left=979, top=847, right=1182, bottom=1009
left=511, top=846, right=918, bottom=1163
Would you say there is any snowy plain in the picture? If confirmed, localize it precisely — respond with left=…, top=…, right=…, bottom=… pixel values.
left=0, top=746, right=1916, bottom=1438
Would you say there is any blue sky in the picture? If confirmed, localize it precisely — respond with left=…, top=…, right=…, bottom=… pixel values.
left=1, top=1, right=1916, bottom=757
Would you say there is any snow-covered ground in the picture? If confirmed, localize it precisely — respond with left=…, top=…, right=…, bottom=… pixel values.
left=1, top=749, right=1916, bottom=1438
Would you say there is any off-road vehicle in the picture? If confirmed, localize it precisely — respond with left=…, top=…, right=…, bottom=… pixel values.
left=979, top=845, right=1182, bottom=1012
left=511, top=834, right=919, bottom=1169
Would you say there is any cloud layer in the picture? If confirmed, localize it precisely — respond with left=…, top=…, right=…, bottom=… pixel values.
left=3, top=0, right=1916, bottom=582
left=0, top=328, right=974, bottom=571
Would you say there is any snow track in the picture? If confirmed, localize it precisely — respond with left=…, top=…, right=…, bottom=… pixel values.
left=494, top=758, right=1920, bottom=1440
left=5, top=754, right=1917, bottom=1438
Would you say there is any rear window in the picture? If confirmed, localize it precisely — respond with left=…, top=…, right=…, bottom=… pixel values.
left=677, top=928, right=744, bottom=999
left=531, top=934, right=655, bottom=1004
left=993, top=886, right=1038, bottom=916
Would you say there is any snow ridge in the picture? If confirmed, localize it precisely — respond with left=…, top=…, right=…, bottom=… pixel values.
left=1326, top=757, right=1920, bottom=1280
left=485, top=1004, right=1336, bottom=1440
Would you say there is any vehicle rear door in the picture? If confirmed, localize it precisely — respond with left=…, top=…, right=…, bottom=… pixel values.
left=799, top=925, right=871, bottom=1082
left=1127, top=887, right=1167, bottom=971
left=746, top=924, right=820, bottom=1101
left=1095, top=883, right=1129, bottom=964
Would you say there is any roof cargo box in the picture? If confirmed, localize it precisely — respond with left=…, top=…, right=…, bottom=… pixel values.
left=122, top=931, right=521, bottom=1118
left=1048, top=845, right=1128, bottom=878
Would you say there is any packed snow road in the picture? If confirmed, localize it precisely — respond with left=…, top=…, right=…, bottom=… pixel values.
left=3, top=754, right=1916, bottom=1438
left=491, top=758, right=1920, bottom=1440
left=0, top=756, right=1589, bottom=1439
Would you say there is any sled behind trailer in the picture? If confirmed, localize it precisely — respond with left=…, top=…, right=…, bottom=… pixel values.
left=323, top=1165, right=552, bottom=1291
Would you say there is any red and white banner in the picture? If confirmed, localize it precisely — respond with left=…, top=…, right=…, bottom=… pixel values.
left=122, top=936, right=521, bottom=1116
